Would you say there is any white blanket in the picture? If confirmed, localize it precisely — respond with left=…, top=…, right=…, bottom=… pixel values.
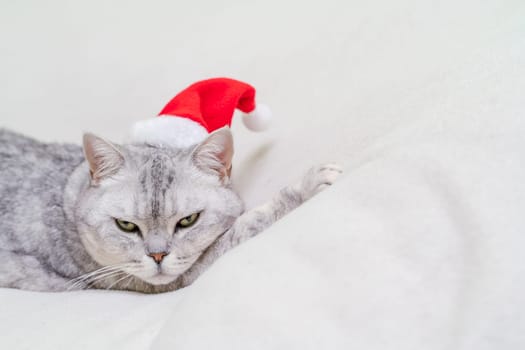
left=1, top=0, right=524, bottom=349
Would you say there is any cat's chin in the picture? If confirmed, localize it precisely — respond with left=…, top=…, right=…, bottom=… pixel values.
left=141, top=273, right=179, bottom=286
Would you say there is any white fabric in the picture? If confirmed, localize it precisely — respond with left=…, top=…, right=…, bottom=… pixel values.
left=130, top=116, right=208, bottom=148
left=1, top=0, right=525, bottom=349
left=242, top=103, right=272, bottom=131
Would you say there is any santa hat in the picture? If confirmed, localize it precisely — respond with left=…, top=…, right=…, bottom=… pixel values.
left=131, top=78, right=271, bottom=148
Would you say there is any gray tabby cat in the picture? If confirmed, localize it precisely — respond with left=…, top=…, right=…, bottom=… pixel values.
left=0, top=128, right=341, bottom=293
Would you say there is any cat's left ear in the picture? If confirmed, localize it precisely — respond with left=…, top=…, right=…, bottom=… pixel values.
left=192, top=127, right=233, bottom=181
left=83, top=133, right=125, bottom=185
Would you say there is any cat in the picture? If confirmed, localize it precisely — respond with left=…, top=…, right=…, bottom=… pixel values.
left=0, top=128, right=341, bottom=293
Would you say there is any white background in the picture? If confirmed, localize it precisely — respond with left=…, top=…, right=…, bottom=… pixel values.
left=1, top=1, right=525, bottom=349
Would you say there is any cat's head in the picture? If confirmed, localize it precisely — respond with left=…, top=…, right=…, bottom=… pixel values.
left=74, top=128, right=243, bottom=286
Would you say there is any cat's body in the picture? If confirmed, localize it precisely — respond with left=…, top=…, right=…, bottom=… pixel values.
left=0, top=130, right=93, bottom=291
left=0, top=128, right=341, bottom=293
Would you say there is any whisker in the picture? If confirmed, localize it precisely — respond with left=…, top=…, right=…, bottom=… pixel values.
left=66, top=263, right=140, bottom=290
left=123, top=275, right=135, bottom=290
left=84, top=266, right=144, bottom=290
left=82, top=270, right=127, bottom=289
left=69, top=270, right=123, bottom=290
left=66, top=265, right=118, bottom=286
left=68, top=264, right=130, bottom=283
left=67, top=267, right=125, bottom=290
left=176, top=251, right=203, bottom=261
left=106, top=273, right=134, bottom=290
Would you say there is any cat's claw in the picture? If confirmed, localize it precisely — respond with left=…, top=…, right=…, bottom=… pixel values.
left=299, top=163, right=343, bottom=200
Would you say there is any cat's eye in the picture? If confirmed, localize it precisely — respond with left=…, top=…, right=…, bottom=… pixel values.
left=177, top=213, right=200, bottom=229
left=115, top=219, right=139, bottom=233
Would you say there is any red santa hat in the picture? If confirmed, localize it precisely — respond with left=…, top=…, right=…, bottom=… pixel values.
left=131, top=77, right=271, bottom=148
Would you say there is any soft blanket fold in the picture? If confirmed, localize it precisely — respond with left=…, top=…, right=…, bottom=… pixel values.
left=1, top=0, right=524, bottom=349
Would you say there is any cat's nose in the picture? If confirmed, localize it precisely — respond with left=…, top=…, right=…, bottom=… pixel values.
left=148, top=252, right=168, bottom=264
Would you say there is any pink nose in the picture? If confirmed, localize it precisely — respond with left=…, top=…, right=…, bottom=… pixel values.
left=148, top=252, right=168, bottom=264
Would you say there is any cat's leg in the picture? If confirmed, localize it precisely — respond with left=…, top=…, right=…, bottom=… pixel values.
left=180, top=163, right=342, bottom=286
left=0, top=250, right=71, bottom=291
left=224, top=162, right=343, bottom=245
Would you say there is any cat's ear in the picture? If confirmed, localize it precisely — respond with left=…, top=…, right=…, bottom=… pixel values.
left=192, top=127, right=234, bottom=181
left=82, top=133, right=124, bottom=185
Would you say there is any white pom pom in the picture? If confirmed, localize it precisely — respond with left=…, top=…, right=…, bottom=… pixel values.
left=242, top=104, right=272, bottom=131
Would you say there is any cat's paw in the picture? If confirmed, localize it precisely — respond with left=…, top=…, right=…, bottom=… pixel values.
left=299, top=163, right=343, bottom=201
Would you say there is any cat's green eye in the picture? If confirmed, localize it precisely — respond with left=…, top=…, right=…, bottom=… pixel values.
left=177, top=213, right=200, bottom=229
left=115, top=219, right=139, bottom=233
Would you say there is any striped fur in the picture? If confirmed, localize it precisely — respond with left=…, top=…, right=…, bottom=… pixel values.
left=0, top=128, right=340, bottom=293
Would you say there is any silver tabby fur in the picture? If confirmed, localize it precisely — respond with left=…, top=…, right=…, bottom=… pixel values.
left=0, top=128, right=341, bottom=293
